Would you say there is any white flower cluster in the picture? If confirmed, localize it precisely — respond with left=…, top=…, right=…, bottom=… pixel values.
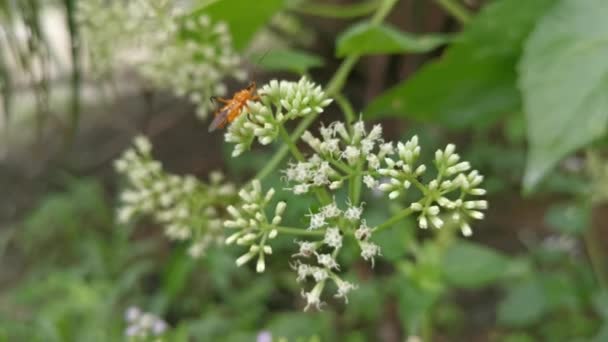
left=372, top=137, right=487, bottom=237
left=77, top=0, right=176, bottom=75
left=285, top=119, right=388, bottom=194
left=225, top=77, right=333, bottom=157
left=284, top=119, right=488, bottom=237
left=140, top=14, right=246, bottom=119
left=224, top=180, right=286, bottom=273
left=124, top=306, right=168, bottom=338
left=293, top=200, right=380, bottom=310
left=77, top=1, right=245, bottom=119
left=114, top=135, right=236, bottom=258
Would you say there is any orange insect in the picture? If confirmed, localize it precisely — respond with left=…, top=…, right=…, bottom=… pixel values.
left=208, top=82, right=260, bottom=132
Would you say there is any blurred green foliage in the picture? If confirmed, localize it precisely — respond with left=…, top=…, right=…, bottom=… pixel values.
left=3, top=0, right=608, bottom=341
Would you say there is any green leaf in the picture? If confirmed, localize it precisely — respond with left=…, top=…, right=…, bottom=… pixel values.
left=344, top=280, right=384, bottom=322
left=364, top=0, right=557, bottom=128
left=498, top=279, right=547, bottom=327
left=539, top=272, right=582, bottom=311
left=520, top=0, right=608, bottom=190
left=373, top=218, right=413, bottom=262
left=442, top=241, right=509, bottom=288
left=336, top=22, right=449, bottom=57
left=251, top=49, right=324, bottom=75
left=193, top=0, right=284, bottom=51
left=544, top=202, right=590, bottom=235
left=160, top=247, right=195, bottom=303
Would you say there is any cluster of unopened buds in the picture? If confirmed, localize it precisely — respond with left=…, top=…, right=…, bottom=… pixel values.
left=114, top=77, right=488, bottom=311
left=223, top=180, right=286, bottom=273
left=225, top=77, right=333, bottom=157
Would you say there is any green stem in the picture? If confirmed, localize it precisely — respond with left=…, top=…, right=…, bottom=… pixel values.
left=252, top=0, right=398, bottom=183
left=351, top=161, right=364, bottom=205
left=278, top=125, right=305, bottom=162
left=374, top=208, right=413, bottom=233
left=291, top=0, right=381, bottom=19
left=583, top=205, right=608, bottom=289
left=436, top=0, right=471, bottom=24
left=335, top=93, right=357, bottom=126
left=329, top=158, right=354, bottom=175
left=325, top=55, right=359, bottom=97
left=254, top=143, right=289, bottom=181
left=371, top=0, right=399, bottom=24
left=421, top=313, right=433, bottom=342
left=276, top=226, right=325, bottom=236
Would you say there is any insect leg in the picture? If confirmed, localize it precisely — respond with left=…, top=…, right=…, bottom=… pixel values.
left=210, top=96, right=231, bottom=104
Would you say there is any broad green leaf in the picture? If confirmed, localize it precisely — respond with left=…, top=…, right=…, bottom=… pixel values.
left=373, top=218, right=413, bottom=262
left=251, top=49, right=324, bottom=75
left=520, top=0, right=608, bottom=190
left=442, top=241, right=509, bottom=288
left=364, top=0, right=557, bottom=128
left=192, top=0, right=284, bottom=51
left=336, top=22, right=449, bottom=57
left=344, top=280, right=383, bottom=322
left=539, top=272, right=582, bottom=311
left=498, top=279, right=547, bottom=327
left=544, top=202, right=590, bottom=235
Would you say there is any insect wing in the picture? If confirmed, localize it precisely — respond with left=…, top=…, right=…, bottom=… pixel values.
left=208, top=104, right=235, bottom=132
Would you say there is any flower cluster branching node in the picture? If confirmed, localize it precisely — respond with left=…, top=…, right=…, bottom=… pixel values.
left=114, top=135, right=236, bottom=257
left=78, top=1, right=244, bottom=119
left=124, top=306, right=168, bottom=338
left=225, top=77, right=333, bottom=157
left=285, top=120, right=387, bottom=194
left=224, top=180, right=286, bottom=273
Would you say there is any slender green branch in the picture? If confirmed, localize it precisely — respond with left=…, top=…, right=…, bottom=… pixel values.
left=374, top=208, right=413, bottom=233
left=351, top=161, right=364, bottom=206
left=371, top=0, right=399, bottom=24
left=335, top=93, right=357, bottom=126
left=278, top=125, right=305, bottom=162
left=325, top=55, right=359, bottom=97
left=252, top=0, right=399, bottom=183
left=583, top=203, right=608, bottom=289
left=435, top=0, right=472, bottom=24
left=329, top=158, right=354, bottom=175
left=254, top=144, right=286, bottom=181
left=290, top=0, right=381, bottom=19
left=276, top=226, right=325, bottom=236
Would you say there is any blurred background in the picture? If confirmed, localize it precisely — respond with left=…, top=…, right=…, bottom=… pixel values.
left=1, top=0, right=607, bottom=341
